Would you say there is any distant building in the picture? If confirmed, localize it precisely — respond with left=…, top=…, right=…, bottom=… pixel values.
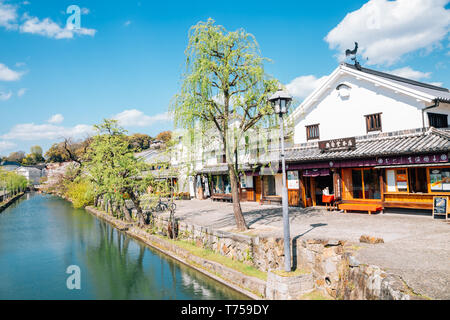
left=16, top=167, right=43, bottom=185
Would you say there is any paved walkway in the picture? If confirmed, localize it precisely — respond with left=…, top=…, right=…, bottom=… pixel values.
left=161, top=199, right=450, bottom=299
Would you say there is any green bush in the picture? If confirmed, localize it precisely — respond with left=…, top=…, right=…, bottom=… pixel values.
left=66, top=179, right=95, bottom=208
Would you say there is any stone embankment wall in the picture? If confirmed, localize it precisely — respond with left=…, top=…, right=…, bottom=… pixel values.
left=0, top=192, right=25, bottom=213
left=154, top=214, right=417, bottom=300
left=84, top=206, right=417, bottom=300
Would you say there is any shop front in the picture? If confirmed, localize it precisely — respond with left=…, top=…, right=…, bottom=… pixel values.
left=376, top=160, right=450, bottom=210
left=287, top=153, right=449, bottom=212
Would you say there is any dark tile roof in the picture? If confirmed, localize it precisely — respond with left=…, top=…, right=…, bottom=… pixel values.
left=197, top=164, right=253, bottom=175
left=284, top=127, right=450, bottom=163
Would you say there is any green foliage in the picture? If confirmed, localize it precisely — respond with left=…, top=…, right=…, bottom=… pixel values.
left=85, top=119, right=152, bottom=224
left=65, top=178, right=95, bottom=208
left=155, top=131, right=172, bottom=144
left=30, top=145, right=43, bottom=156
left=0, top=169, right=28, bottom=194
left=171, top=18, right=280, bottom=230
left=44, top=138, right=90, bottom=164
left=172, top=18, right=279, bottom=141
left=6, top=151, right=26, bottom=163
left=127, top=133, right=154, bottom=152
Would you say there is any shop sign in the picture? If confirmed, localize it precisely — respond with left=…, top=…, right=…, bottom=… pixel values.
left=319, top=137, right=356, bottom=151
left=287, top=171, right=299, bottom=189
left=376, top=154, right=448, bottom=166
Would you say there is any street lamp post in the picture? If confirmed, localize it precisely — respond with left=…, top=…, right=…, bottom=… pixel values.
left=269, top=87, right=293, bottom=272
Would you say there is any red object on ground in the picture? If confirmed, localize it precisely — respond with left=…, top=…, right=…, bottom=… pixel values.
left=322, top=194, right=335, bottom=203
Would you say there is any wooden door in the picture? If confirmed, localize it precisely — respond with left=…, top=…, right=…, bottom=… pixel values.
left=255, top=176, right=262, bottom=203
left=288, top=190, right=300, bottom=206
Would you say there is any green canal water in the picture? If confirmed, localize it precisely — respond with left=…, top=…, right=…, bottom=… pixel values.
left=0, top=193, right=247, bottom=300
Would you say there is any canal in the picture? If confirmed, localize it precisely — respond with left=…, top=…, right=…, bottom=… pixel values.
left=0, top=193, right=247, bottom=300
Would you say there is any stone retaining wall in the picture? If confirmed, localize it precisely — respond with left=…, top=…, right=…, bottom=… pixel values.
left=337, top=262, right=415, bottom=300
left=0, top=192, right=25, bottom=213
left=154, top=214, right=352, bottom=298
left=85, top=206, right=418, bottom=300
left=154, top=214, right=418, bottom=300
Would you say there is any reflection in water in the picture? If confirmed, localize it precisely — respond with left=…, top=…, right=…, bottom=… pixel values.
left=0, top=193, right=247, bottom=300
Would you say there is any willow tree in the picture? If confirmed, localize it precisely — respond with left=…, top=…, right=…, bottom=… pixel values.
left=172, top=19, right=279, bottom=231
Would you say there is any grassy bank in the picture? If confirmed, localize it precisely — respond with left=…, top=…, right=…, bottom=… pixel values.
left=160, top=236, right=267, bottom=281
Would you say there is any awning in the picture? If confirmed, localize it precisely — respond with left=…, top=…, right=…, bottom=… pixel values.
left=374, top=162, right=450, bottom=169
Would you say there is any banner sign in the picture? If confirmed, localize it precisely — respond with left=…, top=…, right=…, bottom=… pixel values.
left=376, top=154, right=448, bottom=166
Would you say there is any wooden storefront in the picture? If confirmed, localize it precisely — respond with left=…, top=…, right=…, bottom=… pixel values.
left=287, top=152, right=450, bottom=213
left=337, top=159, right=450, bottom=211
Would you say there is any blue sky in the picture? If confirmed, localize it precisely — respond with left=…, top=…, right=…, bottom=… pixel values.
left=0, top=0, right=449, bottom=156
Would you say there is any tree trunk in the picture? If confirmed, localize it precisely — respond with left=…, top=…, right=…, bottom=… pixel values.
left=130, top=191, right=145, bottom=226
left=122, top=204, right=132, bottom=222
left=228, top=164, right=248, bottom=231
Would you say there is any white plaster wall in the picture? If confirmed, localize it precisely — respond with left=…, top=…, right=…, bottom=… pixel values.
left=293, top=75, right=425, bottom=144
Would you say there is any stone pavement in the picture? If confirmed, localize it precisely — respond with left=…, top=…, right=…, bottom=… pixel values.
left=161, top=199, right=450, bottom=299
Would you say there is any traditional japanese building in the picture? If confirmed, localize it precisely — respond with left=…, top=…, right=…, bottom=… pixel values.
left=173, top=62, right=450, bottom=213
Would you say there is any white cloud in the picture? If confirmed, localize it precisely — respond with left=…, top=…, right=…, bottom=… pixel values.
left=47, top=114, right=64, bottom=124
left=113, top=109, right=172, bottom=127
left=0, top=91, right=12, bottom=101
left=0, top=63, right=23, bottom=81
left=286, top=75, right=328, bottom=99
left=386, top=66, right=431, bottom=81
left=1, top=123, right=94, bottom=141
left=0, top=2, right=96, bottom=39
left=17, top=88, right=27, bottom=97
left=0, top=0, right=18, bottom=30
left=124, top=20, right=132, bottom=27
left=0, top=141, right=16, bottom=152
left=325, top=0, right=450, bottom=66
left=20, top=15, right=96, bottom=39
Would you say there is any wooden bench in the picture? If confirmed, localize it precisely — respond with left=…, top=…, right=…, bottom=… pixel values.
left=261, top=195, right=282, bottom=205
left=338, top=203, right=383, bottom=215
left=211, top=194, right=232, bottom=202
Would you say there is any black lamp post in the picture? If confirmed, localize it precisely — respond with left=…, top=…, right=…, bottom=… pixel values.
left=269, top=86, right=293, bottom=272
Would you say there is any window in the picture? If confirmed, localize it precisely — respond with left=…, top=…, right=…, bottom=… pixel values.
left=408, top=168, right=428, bottom=193
left=306, top=124, right=320, bottom=141
left=263, top=176, right=276, bottom=196
left=429, top=168, right=450, bottom=192
left=365, top=113, right=382, bottom=132
left=351, top=169, right=381, bottom=199
left=428, top=113, right=448, bottom=128
left=386, top=169, right=409, bottom=192
left=213, top=175, right=231, bottom=194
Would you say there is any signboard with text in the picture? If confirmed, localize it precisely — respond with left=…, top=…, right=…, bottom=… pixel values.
left=376, top=154, right=448, bottom=166
left=319, top=137, right=356, bottom=152
left=287, top=171, right=299, bottom=189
